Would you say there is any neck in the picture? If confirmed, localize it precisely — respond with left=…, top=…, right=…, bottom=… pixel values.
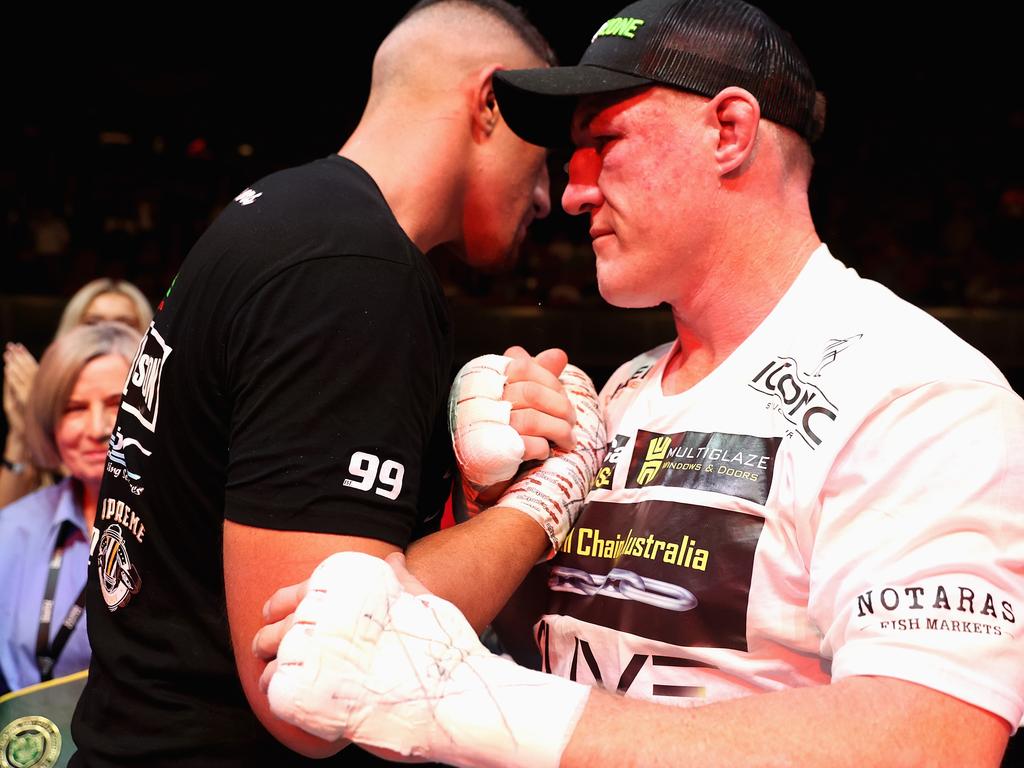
left=663, top=222, right=820, bottom=395
left=338, top=106, right=467, bottom=254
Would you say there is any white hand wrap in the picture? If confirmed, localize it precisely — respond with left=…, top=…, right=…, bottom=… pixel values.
left=268, top=553, right=590, bottom=768
left=497, top=364, right=606, bottom=555
left=448, top=354, right=525, bottom=488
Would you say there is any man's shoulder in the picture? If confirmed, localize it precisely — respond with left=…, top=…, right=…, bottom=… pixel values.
left=216, top=155, right=418, bottom=268
left=166, top=156, right=425, bottom=322
left=783, top=248, right=1008, bottom=392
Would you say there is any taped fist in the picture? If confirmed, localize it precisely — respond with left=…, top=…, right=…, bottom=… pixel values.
left=258, top=552, right=589, bottom=768
left=449, top=347, right=606, bottom=551
left=448, top=348, right=576, bottom=489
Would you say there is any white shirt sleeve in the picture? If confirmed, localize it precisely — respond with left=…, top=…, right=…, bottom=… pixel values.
left=806, top=379, right=1024, bottom=728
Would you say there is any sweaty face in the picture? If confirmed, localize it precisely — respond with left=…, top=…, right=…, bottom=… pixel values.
left=82, top=292, right=141, bottom=331
left=461, top=121, right=551, bottom=271
left=56, top=354, right=130, bottom=491
left=561, top=87, right=718, bottom=308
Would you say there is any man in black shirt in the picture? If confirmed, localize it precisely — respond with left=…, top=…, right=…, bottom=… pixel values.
left=71, top=2, right=571, bottom=765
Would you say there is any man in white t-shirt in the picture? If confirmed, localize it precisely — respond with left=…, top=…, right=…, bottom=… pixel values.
left=256, top=1, right=1024, bottom=766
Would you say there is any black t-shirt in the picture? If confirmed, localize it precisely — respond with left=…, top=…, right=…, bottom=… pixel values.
left=71, top=156, right=454, bottom=767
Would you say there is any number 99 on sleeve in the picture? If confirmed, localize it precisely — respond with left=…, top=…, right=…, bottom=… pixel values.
left=342, top=451, right=405, bottom=500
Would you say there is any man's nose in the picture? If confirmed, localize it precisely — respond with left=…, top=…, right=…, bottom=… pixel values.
left=90, top=403, right=115, bottom=441
left=561, top=148, right=603, bottom=216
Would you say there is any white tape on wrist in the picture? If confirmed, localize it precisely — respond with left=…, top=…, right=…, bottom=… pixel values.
left=496, top=364, right=606, bottom=555
left=449, top=354, right=525, bottom=488
left=268, top=553, right=590, bottom=768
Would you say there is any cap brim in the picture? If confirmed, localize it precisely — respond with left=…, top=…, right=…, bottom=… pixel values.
left=494, top=66, right=653, bottom=148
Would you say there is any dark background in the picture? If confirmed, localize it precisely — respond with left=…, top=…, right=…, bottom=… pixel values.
left=1, top=5, right=1020, bottom=377
left=3, top=3, right=1020, bottom=306
left=1, top=3, right=1021, bottom=761
left=1, top=3, right=1020, bottom=360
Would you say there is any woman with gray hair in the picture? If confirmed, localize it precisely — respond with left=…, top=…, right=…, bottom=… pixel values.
left=0, top=322, right=141, bottom=695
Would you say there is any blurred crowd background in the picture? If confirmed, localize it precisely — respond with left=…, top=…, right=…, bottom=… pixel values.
left=2, top=3, right=1021, bottom=388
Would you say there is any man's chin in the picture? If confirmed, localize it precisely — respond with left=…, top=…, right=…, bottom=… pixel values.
left=453, top=241, right=522, bottom=274
left=597, top=276, right=661, bottom=309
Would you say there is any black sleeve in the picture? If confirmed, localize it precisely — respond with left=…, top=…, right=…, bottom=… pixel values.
left=222, top=254, right=445, bottom=547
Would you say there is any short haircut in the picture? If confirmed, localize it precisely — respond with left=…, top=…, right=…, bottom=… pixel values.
left=55, top=278, right=154, bottom=338
left=27, top=322, right=143, bottom=470
left=403, top=0, right=557, bottom=65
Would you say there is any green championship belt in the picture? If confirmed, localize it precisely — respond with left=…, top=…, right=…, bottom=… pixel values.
left=0, top=671, right=87, bottom=768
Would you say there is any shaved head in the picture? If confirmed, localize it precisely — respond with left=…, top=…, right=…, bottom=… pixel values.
left=339, top=0, right=554, bottom=263
left=368, top=0, right=554, bottom=110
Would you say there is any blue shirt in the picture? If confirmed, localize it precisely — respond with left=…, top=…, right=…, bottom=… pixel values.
left=0, top=477, right=92, bottom=694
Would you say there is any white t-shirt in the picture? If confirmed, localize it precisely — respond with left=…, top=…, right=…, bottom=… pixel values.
left=538, top=245, right=1024, bottom=728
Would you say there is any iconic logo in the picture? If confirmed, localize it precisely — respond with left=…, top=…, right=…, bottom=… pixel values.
left=810, top=335, right=862, bottom=377
left=97, top=524, right=142, bottom=611
left=749, top=357, right=838, bottom=448
left=0, top=716, right=61, bottom=768
left=234, top=188, right=262, bottom=206
left=121, top=324, right=172, bottom=433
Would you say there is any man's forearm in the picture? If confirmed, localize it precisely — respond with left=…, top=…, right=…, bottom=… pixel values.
left=561, top=675, right=1010, bottom=768
left=405, top=505, right=548, bottom=632
left=421, top=351, right=604, bottom=632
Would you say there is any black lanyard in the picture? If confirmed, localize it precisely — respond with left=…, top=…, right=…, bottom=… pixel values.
left=35, top=520, right=88, bottom=682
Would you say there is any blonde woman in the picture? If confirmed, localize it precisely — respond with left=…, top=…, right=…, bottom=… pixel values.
left=2, top=279, right=152, bottom=507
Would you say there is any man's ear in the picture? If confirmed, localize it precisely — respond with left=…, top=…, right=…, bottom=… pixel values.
left=708, top=86, right=760, bottom=176
left=469, top=64, right=503, bottom=142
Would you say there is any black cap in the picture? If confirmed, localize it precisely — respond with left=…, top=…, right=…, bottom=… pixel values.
left=494, top=0, right=820, bottom=147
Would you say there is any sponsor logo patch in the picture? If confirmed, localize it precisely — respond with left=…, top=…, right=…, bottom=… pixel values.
left=105, top=427, right=150, bottom=495
left=625, top=430, right=780, bottom=505
left=592, top=434, right=631, bottom=490
left=592, top=16, right=645, bottom=42
left=550, top=500, right=765, bottom=651
left=855, top=583, right=1016, bottom=638
left=121, top=324, right=172, bottom=433
left=95, top=518, right=143, bottom=611
left=536, top=623, right=715, bottom=699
